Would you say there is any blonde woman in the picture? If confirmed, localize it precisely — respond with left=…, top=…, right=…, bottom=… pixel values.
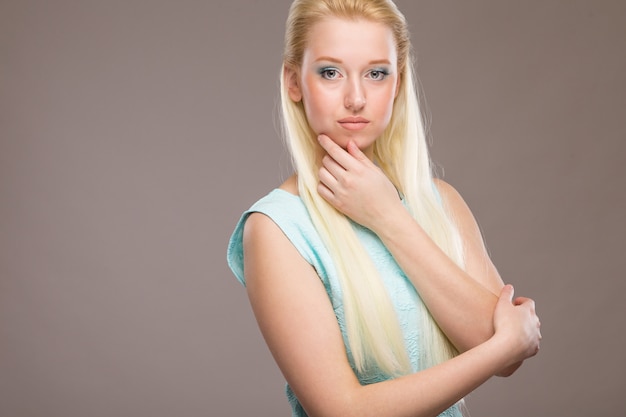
left=227, top=1, right=541, bottom=416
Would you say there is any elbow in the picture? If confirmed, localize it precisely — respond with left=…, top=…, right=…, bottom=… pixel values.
left=496, top=361, right=524, bottom=377
left=455, top=320, right=495, bottom=353
left=301, top=386, right=365, bottom=417
left=312, top=389, right=394, bottom=417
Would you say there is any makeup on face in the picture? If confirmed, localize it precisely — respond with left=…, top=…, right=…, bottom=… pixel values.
left=296, top=17, right=399, bottom=158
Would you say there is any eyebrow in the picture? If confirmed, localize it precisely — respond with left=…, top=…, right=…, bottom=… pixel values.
left=314, top=56, right=392, bottom=65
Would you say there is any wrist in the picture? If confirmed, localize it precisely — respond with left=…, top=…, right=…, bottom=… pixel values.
left=370, top=200, right=413, bottom=237
left=484, top=332, right=520, bottom=371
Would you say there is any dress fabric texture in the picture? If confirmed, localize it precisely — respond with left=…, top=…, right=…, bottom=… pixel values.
left=227, top=188, right=462, bottom=417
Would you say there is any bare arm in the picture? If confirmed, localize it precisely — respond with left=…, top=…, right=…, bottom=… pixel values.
left=317, top=135, right=505, bottom=352
left=373, top=179, right=502, bottom=352
left=243, top=212, right=540, bottom=417
left=434, top=179, right=523, bottom=376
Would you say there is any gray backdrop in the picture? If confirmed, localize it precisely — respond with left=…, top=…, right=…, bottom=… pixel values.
left=1, top=1, right=624, bottom=416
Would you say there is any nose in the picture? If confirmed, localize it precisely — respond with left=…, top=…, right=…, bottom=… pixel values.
left=344, top=78, right=366, bottom=111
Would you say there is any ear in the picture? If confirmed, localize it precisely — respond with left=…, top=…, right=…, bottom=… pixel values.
left=284, top=65, right=302, bottom=102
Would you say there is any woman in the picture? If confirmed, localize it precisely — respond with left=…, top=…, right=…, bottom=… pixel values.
left=227, top=1, right=541, bottom=416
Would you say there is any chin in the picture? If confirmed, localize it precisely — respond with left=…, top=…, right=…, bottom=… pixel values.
left=333, top=132, right=376, bottom=149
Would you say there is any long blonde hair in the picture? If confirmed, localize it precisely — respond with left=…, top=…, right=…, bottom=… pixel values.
left=280, top=0, right=465, bottom=377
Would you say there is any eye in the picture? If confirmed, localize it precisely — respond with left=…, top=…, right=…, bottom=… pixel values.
left=319, top=68, right=340, bottom=80
left=368, top=69, right=389, bottom=81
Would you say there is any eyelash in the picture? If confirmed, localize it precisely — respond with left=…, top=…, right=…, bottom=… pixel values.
left=318, top=67, right=390, bottom=81
left=368, top=68, right=389, bottom=80
left=319, top=67, right=340, bottom=80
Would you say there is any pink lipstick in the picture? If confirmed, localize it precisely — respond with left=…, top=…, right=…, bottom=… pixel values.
left=338, top=116, right=370, bottom=131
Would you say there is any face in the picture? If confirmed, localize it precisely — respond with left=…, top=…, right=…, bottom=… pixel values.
left=286, top=17, right=400, bottom=159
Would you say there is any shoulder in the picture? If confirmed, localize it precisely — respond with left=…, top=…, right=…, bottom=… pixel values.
left=242, top=212, right=301, bottom=283
left=227, top=185, right=327, bottom=283
left=236, top=187, right=309, bottom=247
left=433, top=178, right=470, bottom=214
left=279, top=174, right=299, bottom=196
left=432, top=178, right=483, bottom=243
left=242, top=210, right=286, bottom=250
left=433, top=180, right=504, bottom=293
left=227, top=187, right=306, bottom=285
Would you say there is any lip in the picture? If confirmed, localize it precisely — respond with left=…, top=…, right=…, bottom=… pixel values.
left=338, top=117, right=370, bottom=131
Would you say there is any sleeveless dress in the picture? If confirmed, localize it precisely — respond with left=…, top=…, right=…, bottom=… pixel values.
left=227, top=189, right=463, bottom=417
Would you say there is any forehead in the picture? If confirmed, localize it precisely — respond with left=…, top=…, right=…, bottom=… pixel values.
left=303, top=17, right=397, bottom=65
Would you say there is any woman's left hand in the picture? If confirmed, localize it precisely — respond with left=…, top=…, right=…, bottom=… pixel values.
left=317, top=134, right=404, bottom=232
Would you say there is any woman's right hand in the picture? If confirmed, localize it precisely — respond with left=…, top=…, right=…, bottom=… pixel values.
left=492, top=285, right=542, bottom=368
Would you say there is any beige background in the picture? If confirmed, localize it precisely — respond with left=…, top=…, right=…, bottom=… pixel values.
left=1, top=1, right=624, bottom=416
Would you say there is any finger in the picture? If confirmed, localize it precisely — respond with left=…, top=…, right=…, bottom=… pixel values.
left=498, top=284, right=514, bottom=305
left=318, top=134, right=357, bottom=170
left=346, top=140, right=369, bottom=162
left=513, top=297, right=536, bottom=312
left=321, top=154, right=347, bottom=180
left=513, top=296, right=530, bottom=305
left=317, top=181, right=335, bottom=204
left=318, top=165, right=339, bottom=191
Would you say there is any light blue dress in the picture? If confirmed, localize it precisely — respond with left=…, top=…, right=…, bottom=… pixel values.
left=227, top=189, right=462, bottom=417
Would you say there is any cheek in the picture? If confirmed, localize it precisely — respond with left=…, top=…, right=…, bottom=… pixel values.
left=302, top=85, right=335, bottom=127
left=372, top=88, right=396, bottom=122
